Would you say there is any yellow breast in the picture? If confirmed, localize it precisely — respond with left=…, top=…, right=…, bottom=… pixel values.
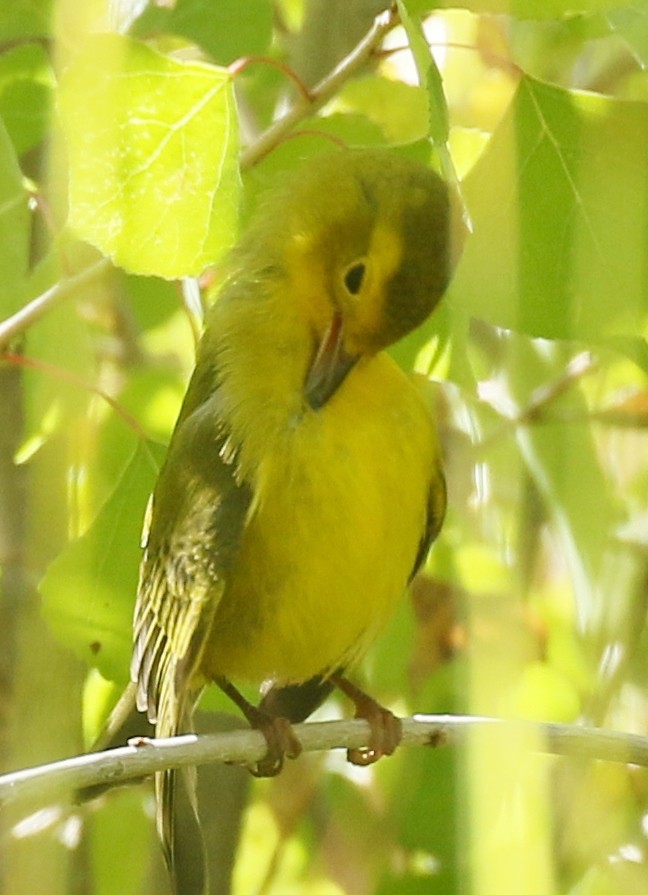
left=203, top=352, right=441, bottom=685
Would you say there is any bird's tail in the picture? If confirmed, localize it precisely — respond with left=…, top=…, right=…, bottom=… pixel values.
left=156, top=685, right=208, bottom=895
left=159, top=765, right=207, bottom=895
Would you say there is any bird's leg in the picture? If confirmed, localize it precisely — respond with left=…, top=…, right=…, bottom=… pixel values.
left=330, top=673, right=403, bottom=766
left=215, top=676, right=302, bottom=776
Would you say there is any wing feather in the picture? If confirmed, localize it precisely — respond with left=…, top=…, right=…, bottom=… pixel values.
left=131, top=387, right=251, bottom=736
left=410, top=466, right=446, bottom=582
left=129, top=380, right=251, bottom=876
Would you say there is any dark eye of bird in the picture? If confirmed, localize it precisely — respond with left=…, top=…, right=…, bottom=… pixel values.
left=344, top=262, right=366, bottom=295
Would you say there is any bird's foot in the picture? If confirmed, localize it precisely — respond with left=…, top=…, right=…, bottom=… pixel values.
left=216, top=676, right=302, bottom=776
left=249, top=712, right=302, bottom=777
left=331, top=673, right=402, bottom=766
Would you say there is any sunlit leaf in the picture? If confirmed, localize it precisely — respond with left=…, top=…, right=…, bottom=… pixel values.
left=426, top=0, right=637, bottom=18
left=606, top=4, right=648, bottom=67
left=58, top=34, right=240, bottom=278
left=334, top=77, right=429, bottom=143
left=453, top=76, right=648, bottom=340
left=397, top=0, right=449, bottom=145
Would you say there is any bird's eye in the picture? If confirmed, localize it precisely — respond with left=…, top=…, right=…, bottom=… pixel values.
left=343, top=261, right=366, bottom=296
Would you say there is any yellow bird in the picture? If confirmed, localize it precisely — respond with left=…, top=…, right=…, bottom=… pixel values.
left=130, top=148, right=461, bottom=882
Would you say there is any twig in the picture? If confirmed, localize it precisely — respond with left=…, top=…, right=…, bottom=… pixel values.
left=2, top=714, right=647, bottom=810
left=1, top=353, right=152, bottom=443
left=514, top=351, right=597, bottom=426
left=476, top=350, right=598, bottom=452
left=228, top=55, right=312, bottom=101
left=0, top=258, right=111, bottom=353
left=239, top=5, right=399, bottom=169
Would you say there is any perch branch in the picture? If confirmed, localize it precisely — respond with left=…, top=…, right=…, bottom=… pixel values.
left=2, top=714, right=648, bottom=810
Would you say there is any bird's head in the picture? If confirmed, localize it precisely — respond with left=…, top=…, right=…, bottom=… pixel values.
left=278, top=150, right=464, bottom=409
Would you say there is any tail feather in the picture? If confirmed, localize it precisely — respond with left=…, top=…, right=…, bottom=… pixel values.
left=156, top=688, right=207, bottom=895
left=158, top=765, right=207, bottom=895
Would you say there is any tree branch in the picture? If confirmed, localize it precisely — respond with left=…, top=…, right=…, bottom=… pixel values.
left=2, top=714, right=648, bottom=811
left=0, top=258, right=111, bottom=353
left=239, top=5, right=399, bottom=169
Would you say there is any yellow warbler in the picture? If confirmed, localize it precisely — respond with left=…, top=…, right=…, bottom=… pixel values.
left=130, top=148, right=462, bottom=884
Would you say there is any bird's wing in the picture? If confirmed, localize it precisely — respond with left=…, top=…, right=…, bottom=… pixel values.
left=131, top=385, right=251, bottom=739
left=130, top=380, right=251, bottom=876
left=410, top=466, right=447, bottom=582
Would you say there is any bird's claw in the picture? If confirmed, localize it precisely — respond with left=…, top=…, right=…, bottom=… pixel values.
left=331, top=673, right=403, bottom=766
left=347, top=705, right=402, bottom=766
left=250, top=714, right=302, bottom=777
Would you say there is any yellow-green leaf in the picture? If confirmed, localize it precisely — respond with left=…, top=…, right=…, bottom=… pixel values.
left=58, top=34, right=240, bottom=278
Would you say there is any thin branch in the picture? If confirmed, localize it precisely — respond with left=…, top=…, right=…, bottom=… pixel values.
left=228, top=55, right=312, bottom=101
left=1, top=353, right=151, bottom=442
left=239, top=5, right=399, bottom=169
left=0, top=258, right=111, bottom=353
left=2, top=715, right=648, bottom=811
left=476, top=350, right=599, bottom=453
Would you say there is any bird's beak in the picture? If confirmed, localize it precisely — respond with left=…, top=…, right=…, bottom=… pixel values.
left=305, top=314, right=359, bottom=410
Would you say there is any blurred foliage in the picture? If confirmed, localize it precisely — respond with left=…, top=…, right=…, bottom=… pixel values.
left=1, top=1, right=648, bottom=895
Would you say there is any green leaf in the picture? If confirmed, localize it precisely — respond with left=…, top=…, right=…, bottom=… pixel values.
left=397, top=1, right=459, bottom=188
left=40, top=440, right=164, bottom=683
left=502, top=338, right=617, bottom=623
left=605, top=4, right=648, bottom=68
left=90, top=789, right=154, bottom=895
left=0, top=0, right=53, bottom=41
left=0, top=43, right=53, bottom=155
left=17, top=248, right=99, bottom=457
left=334, top=77, right=429, bottom=144
left=517, top=412, right=615, bottom=622
left=0, top=118, right=29, bottom=317
left=397, top=0, right=449, bottom=148
left=58, top=34, right=240, bottom=278
left=427, top=0, right=637, bottom=18
left=452, top=75, right=648, bottom=340
left=132, top=0, right=273, bottom=64
left=379, top=749, right=459, bottom=894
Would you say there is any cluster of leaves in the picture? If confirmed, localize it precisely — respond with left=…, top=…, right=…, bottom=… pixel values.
left=2, top=1, right=648, bottom=895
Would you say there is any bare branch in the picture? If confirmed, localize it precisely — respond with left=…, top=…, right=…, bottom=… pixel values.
left=239, top=6, right=399, bottom=169
left=2, top=714, right=648, bottom=811
left=0, top=258, right=111, bottom=353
